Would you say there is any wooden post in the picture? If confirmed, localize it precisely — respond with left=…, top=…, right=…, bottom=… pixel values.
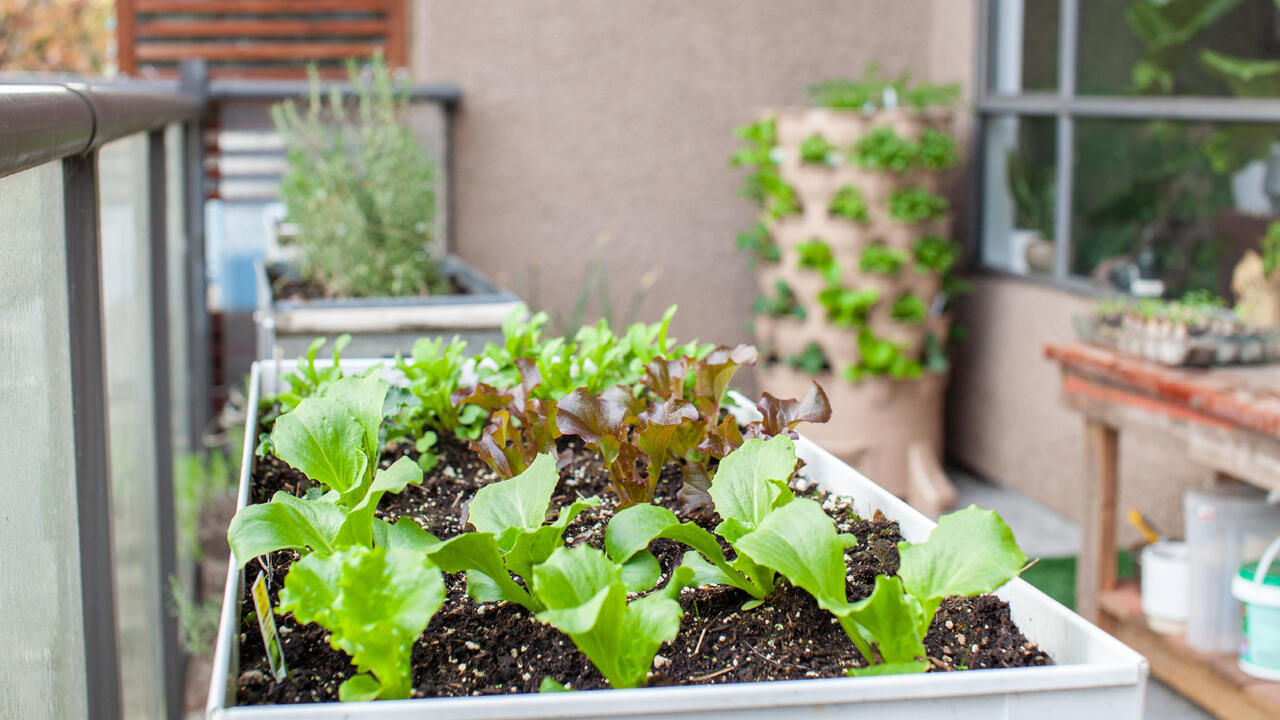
left=385, top=0, right=407, bottom=69
left=117, top=0, right=137, bottom=75
left=1078, top=418, right=1119, bottom=622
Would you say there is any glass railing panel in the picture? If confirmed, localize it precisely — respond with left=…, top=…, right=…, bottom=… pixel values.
left=98, top=134, right=165, bottom=720
left=0, top=162, right=89, bottom=718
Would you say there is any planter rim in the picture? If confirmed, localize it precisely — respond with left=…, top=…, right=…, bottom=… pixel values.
left=262, top=255, right=519, bottom=311
left=209, top=360, right=1148, bottom=719
left=763, top=105, right=955, bottom=119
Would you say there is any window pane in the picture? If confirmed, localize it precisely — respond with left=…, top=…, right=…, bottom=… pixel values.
left=1079, top=0, right=1280, bottom=97
left=982, top=116, right=1058, bottom=274
left=1071, top=118, right=1280, bottom=299
left=989, top=0, right=1060, bottom=93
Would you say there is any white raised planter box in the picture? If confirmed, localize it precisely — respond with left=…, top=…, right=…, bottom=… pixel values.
left=209, top=360, right=1149, bottom=719
left=255, top=256, right=522, bottom=360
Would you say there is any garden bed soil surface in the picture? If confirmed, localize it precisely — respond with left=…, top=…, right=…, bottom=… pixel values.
left=270, top=272, right=466, bottom=302
left=236, top=432, right=1052, bottom=705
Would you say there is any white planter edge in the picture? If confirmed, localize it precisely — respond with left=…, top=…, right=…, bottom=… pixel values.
left=208, top=360, right=1149, bottom=719
left=254, top=257, right=522, bottom=338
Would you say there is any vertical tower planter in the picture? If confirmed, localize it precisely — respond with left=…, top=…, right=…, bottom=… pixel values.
left=736, top=90, right=962, bottom=514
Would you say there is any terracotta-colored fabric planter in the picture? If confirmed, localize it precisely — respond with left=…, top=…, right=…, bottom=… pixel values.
left=746, top=106, right=957, bottom=514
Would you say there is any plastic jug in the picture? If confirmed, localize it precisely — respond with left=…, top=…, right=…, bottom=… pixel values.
left=1183, top=486, right=1280, bottom=653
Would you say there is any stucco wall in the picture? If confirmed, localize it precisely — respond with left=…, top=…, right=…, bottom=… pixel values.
left=410, top=0, right=975, bottom=344
left=947, top=274, right=1209, bottom=545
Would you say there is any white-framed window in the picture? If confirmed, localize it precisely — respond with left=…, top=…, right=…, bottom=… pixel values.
left=975, top=0, right=1280, bottom=298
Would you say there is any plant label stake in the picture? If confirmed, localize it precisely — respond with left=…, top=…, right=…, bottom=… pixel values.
left=251, top=573, right=289, bottom=682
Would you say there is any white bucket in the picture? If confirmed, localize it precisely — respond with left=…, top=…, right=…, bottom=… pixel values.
left=1231, top=535, right=1280, bottom=681
left=1141, top=541, right=1189, bottom=635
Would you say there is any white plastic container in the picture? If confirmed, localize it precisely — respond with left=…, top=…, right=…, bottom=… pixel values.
left=1231, top=536, right=1280, bottom=681
left=1184, top=486, right=1280, bottom=653
left=208, top=360, right=1149, bottom=719
left=1139, top=541, right=1189, bottom=635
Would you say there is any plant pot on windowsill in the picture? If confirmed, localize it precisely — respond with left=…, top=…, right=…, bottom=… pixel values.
left=254, top=255, right=521, bottom=360
left=207, top=358, right=1148, bottom=719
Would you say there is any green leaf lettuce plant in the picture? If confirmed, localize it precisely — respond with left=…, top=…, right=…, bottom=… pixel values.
left=532, top=546, right=695, bottom=689
left=608, top=435, right=1026, bottom=676
left=426, top=453, right=601, bottom=611
left=227, top=373, right=423, bottom=562
left=280, top=545, right=445, bottom=700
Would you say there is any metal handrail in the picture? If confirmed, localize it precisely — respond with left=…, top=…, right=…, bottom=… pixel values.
left=0, top=80, right=201, bottom=179
left=208, top=77, right=462, bottom=105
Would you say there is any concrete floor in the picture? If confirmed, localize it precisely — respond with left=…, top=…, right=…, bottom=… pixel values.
left=945, top=469, right=1214, bottom=720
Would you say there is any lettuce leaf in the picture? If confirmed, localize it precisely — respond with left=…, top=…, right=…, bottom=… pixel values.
left=278, top=545, right=444, bottom=701
left=532, top=545, right=693, bottom=689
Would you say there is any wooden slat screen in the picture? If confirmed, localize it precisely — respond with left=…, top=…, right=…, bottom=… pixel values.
left=118, top=0, right=407, bottom=78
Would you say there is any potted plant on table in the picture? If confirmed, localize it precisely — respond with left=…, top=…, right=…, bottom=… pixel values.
left=207, top=306, right=1147, bottom=718
left=256, top=54, right=520, bottom=361
left=733, top=66, right=965, bottom=515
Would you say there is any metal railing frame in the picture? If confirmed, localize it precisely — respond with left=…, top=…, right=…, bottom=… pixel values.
left=0, top=64, right=462, bottom=720
left=0, top=75, right=201, bottom=720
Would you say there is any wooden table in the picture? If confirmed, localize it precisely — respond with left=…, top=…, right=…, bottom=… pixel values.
left=1045, top=343, right=1280, bottom=720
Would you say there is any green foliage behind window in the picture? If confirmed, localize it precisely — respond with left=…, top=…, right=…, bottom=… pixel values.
left=273, top=54, right=447, bottom=298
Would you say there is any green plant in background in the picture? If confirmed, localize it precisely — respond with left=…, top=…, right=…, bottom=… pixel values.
left=861, top=244, right=910, bottom=275
left=175, top=449, right=235, bottom=563
left=731, top=118, right=803, bottom=221
left=918, top=128, right=960, bottom=171
left=753, top=280, right=806, bottom=320
left=1006, top=149, right=1054, bottom=238
left=277, top=334, right=351, bottom=414
left=272, top=53, right=447, bottom=298
left=786, top=341, right=831, bottom=374
left=889, top=187, right=948, bottom=223
left=800, top=133, right=838, bottom=165
left=170, top=448, right=237, bottom=659
left=730, top=117, right=778, bottom=203
left=795, top=238, right=841, bottom=283
left=169, top=577, right=223, bottom=659
left=818, top=286, right=880, bottom=327
left=845, top=329, right=922, bottom=382
left=913, top=235, right=960, bottom=274
left=736, top=220, right=781, bottom=267
left=394, top=336, right=492, bottom=470
left=830, top=185, right=870, bottom=222
left=890, top=293, right=929, bottom=325
left=1264, top=222, right=1280, bottom=278
left=852, top=127, right=918, bottom=171
left=808, top=63, right=961, bottom=112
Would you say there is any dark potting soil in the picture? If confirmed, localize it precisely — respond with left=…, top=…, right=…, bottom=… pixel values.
left=270, top=272, right=466, bottom=302
left=236, top=432, right=1052, bottom=705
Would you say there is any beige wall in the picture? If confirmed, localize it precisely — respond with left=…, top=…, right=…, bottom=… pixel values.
left=410, top=0, right=975, bottom=343
left=948, top=275, right=1209, bottom=545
